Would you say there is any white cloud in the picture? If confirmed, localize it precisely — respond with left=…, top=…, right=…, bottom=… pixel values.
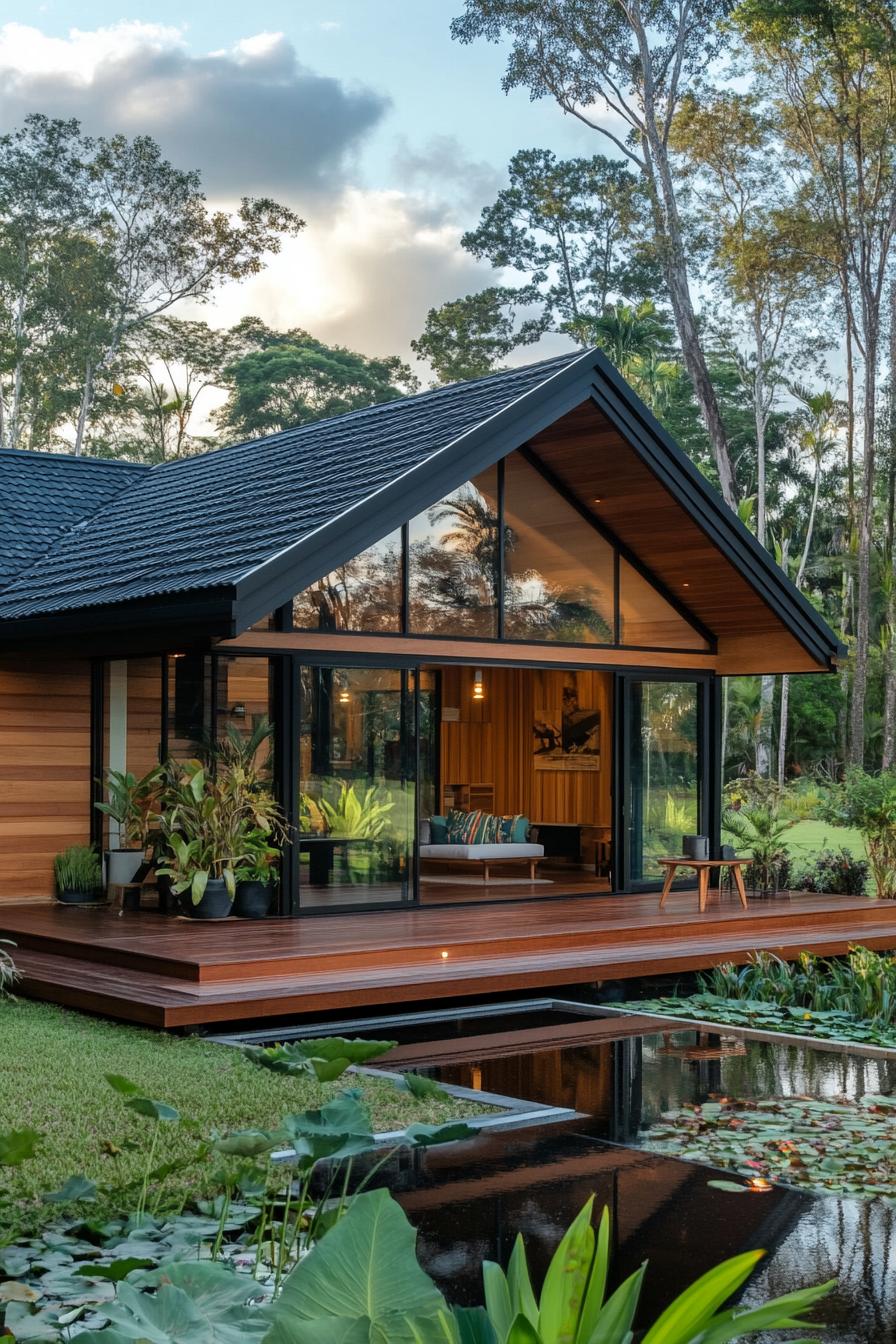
left=0, top=21, right=387, bottom=197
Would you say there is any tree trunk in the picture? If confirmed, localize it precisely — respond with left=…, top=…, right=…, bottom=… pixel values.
left=777, top=675, right=790, bottom=788
left=849, top=329, right=879, bottom=765
left=756, top=675, right=776, bottom=779
left=639, top=121, right=738, bottom=509
left=883, top=279, right=896, bottom=768
left=73, top=362, right=95, bottom=458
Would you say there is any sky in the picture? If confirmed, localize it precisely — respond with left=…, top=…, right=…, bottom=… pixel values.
left=1, top=2, right=599, bottom=372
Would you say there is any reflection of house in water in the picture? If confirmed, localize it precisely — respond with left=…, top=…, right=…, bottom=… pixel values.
left=379, top=1021, right=896, bottom=1339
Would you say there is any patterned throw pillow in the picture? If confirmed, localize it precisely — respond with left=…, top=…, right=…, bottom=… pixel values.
left=498, top=814, right=529, bottom=844
left=446, top=809, right=482, bottom=844
left=474, top=812, right=500, bottom=844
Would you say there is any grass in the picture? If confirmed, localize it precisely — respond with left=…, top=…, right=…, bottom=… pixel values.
left=0, top=998, right=489, bottom=1229
left=784, top=818, right=868, bottom=861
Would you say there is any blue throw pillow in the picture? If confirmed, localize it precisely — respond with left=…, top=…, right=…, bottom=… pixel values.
left=429, top=815, right=449, bottom=844
left=511, top=815, right=530, bottom=843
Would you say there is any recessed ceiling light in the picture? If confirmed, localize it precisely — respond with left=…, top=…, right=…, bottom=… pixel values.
left=593, top=496, right=602, bottom=504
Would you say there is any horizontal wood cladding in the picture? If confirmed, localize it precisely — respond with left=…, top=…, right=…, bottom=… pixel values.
left=0, top=656, right=92, bottom=902
left=438, top=666, right=612, bottom=834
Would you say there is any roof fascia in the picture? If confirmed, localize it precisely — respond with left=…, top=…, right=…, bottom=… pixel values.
left=584, top=362, right=844, bottom=668
left=232, top=352, right=601, bottom=633
left=0, top=589, right=235, bottom=650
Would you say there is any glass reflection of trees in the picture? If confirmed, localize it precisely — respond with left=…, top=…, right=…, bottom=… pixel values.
left=292, top=530, right=402, bottom=632
left=504, top=453, right=615, bottom=644
left=408, top=469, right=499, bottom=637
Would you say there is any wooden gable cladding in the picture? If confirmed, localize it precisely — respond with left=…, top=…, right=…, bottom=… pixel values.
left=0, top=654, right=92, bottom=902
left=527, top=402, right=829, bottom=674
left=437, top=665, right=612, bottom=833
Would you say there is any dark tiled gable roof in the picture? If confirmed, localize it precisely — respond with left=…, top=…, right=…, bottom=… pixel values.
left=0, top=449, right=148, bottom=588
left=0, top=351, right=584, bottom=619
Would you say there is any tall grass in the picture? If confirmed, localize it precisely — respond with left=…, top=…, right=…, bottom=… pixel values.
left=702, top=946, right=896, bottom=1025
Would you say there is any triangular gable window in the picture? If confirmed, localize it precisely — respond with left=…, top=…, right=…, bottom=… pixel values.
left=288, top=449, right=710, bottom=652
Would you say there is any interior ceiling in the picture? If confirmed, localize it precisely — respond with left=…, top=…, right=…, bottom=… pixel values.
left=525, top=401, right=822, bottom=668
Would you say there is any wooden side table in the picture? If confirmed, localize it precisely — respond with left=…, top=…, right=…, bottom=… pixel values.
left=657, top=857, right=752, bottom=912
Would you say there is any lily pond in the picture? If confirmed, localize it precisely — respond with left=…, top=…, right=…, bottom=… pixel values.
left=292, top=1001, right=896, bottom=1343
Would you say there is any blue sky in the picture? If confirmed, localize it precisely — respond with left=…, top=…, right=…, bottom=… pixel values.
left=1, top=3, right=597, bottom=367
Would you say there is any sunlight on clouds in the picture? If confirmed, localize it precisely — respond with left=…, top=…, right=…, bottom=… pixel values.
left=196, top=187, right=488, bottom=362
left=0, top=21, right=185, bottom=80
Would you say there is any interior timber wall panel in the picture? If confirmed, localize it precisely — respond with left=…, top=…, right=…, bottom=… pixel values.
left=0, top=655, right=92, bottom=902
left=437, top=666, right=612, bottom=832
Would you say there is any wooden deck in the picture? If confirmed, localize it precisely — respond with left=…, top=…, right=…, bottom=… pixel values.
left=2, top=889, right=896, bottom=1029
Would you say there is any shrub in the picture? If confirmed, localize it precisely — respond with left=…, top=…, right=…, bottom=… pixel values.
left=792, top=846, right=869, bottom=896
left=820, top=767, right=896, bottom=899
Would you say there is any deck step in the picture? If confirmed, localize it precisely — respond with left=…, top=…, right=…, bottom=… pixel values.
left=3, top=898, right=891, bottom=983
left=14, top=914, right=896, bottom=1028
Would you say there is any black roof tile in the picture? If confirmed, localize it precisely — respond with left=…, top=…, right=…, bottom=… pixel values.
left=0, top=351, right=583, bottom=619
left=0, top=449, right=148, bottom=588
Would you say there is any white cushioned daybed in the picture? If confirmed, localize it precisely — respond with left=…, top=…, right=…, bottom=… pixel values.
left=419, top=813, right=544, bottom=883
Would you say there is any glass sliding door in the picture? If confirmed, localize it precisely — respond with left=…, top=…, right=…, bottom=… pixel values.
left=623, top=677, right=704, bottom=886
left=297, top=666, right=415, bottom=909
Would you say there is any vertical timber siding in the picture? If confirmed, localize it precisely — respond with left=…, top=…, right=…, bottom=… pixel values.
left=0, top=655, right=92, bottom=901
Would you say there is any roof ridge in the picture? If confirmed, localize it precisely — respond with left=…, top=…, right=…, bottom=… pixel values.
left=0, top=446, right=149, bottom=469
left=152, top=347, right=586, bottom=474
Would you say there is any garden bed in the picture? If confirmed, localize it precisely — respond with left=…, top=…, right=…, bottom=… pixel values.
left=0, top=999, right=493, bottom=1228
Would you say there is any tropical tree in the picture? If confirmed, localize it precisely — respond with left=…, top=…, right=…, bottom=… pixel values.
left=451, top=0, right=739, bottom=506
left=736, top=0, right=896, bottom=762
left=216, top=325, right=419, bottom=438
left=411, top=284, right=542, bottom=383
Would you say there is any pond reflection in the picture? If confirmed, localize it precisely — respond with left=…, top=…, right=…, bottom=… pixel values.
left=390, top=1024, right=896, bottom=1342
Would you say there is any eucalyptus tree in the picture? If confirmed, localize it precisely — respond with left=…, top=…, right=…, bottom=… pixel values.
left=0, top=115, right=96, bottom=450
left=670, top=89, right=825, bottom=775
left=460, top=148, right=656, bottom=334
left=776, top=388, right=844, bottom=782
left=451, top=0, right=739, bottom=506
left=736, top=0, right=896, bottom=764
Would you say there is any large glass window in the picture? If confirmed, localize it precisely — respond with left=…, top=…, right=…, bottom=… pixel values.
left=297, top=666, right=414, bottom=909
left=504, top=453, right=615, bottom=643
left=618, top=559, right=708, bottom=650
left=627, top=679, right=700, bottom=882
left=408, top=468, right=499, bottom=637
left=282, top=454, right=710, bottom=651
left=292, top=529, right=403, bottom=632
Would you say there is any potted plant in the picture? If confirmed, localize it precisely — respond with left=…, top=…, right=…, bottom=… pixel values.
left=156, top=761, right=251, bottom=920
left=233, top=834, right=280, bottom=919
left=54, top=845, right=103, bottom=904
left=95, top=766, right=163, bottom=887
left=227, top=764, right=288, bottom=918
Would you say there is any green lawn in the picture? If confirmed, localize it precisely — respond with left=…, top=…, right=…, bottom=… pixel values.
left=784, top=818, right=867, bottom=861
left=1, top=999, right=486, bottom=1230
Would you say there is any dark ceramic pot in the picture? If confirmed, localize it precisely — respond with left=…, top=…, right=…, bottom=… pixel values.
left=56, top=887, right=104, bottom=905
left=233, top=880, right=273, bottom=919
left=187, top=877, right=233, bottom=920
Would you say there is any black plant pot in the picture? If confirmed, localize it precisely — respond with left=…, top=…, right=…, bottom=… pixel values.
left=233, top=880, right=273, bottom=920
left=56, top=887, right=104, bottom=905
left=186, top=877, right=233, bottom=920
